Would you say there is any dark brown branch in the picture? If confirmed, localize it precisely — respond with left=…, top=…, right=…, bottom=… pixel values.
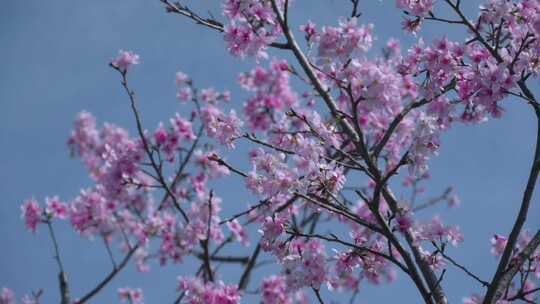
left=242, top=133, right=295, bottom=154
left=424, top=15, right=463, bottom=25
left=506, top=286, right=540, bottom=301
left=313, top=287, right=325, bottom=304
left=295, top=192, right=384, bottom=235
left=433, top=244, right=488, bottom=287
left=355, top=190, right=435, bottom=304
left=349, top=0, right=361, bottom=18
left=208, top=154, right=248, bottom=178
left=201, top=191, right=214, bottom=282
left=194, top=253, right=250, bottom=264
left=412, top=188, right=452, bottom=212
left=238, top=243, right=261, bottom=290
left=219, top=199, right=271, bottom=225
left=77, top=245, right=139, bottom=304
left=103, top=237, right=117, bottom=269
left=160, top=0, right=224, bottom=32
left=484, top=105, right=540, bottom=303
left=381, top=188, right=448, bottom=304
left=487, top=229, right=540, bottom=303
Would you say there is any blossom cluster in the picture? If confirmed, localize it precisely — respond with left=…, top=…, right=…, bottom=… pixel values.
left=118, top=287, right=143, bottom=304
left=177, top=276, right=241, bottom=304
left=222, top=0, right=286, bottom=58
left=281, top=240, right=327, bottom=290
left=239, top=60, right=296, bottom=130
left=0, top=287, right=36, bottom=304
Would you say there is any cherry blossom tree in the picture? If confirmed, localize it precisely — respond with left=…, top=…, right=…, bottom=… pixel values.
left=4, top=0, right=540, bottom=303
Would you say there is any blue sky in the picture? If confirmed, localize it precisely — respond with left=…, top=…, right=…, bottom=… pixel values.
left=1, top=0, right=539, bottom=303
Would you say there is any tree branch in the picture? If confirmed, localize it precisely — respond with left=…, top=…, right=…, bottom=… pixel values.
left=77, top=245, right=139, bottom=304
left=483, top=106, right=540, bottom=303
left=46, top=220, right=70, bottom=304
left=486, top=229, right=540, bottom=303
left=238, top=243, right=261, bottom=291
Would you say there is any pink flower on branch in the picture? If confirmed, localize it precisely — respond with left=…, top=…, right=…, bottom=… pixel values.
left=21, top=199, right=42, bottom=234
left=111, top=50, right=140, bottom=72
left=118, top=287, right=144, bottom=304
left=45, top=196, right=68, bottom=219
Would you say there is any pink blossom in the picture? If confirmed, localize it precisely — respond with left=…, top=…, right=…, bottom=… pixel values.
left=259, top=215, right=287, bottom=251
left=194, top=150, right=230, bottom=179
left=316, top=19, right=373, bottom=64
left=410, top=216, right=463, bottom=247
left=446, top=194, right=461, bottom=208
left=0, top=287, right=15, bottom=304
left=491, top=234, right=508, bottom=256
left=419, top=247, right=446, bottom=270
left=170, top=113, right=196, bottom=141
left=316, top=163, right=346, bottom=194
left=153, top=123, right=168, bottom=145
left=300, top=20, right=317, bottom=42
left=261, top=276, right=290, bottom=304
left=397, top=215, right=413, bottom=232
left=135, top=248, right=150, bottom=272
left=281, top=240, right=327, bottom=290
left=402, top=17, right=422, bottom=34
left=329, top=251, right=361, bottom=291
left=45, top=196, right=68, bottom=219
left=21, top=198, right=42, bottom=233
left=118, top=287, right=144, bottom=304
left=177, top=276, right=241, bottom=304
left=396, top=0, right=434, bottom=16
left=111, top=50, right=140, bottom=72
left=226, top=219, right=250, bottom=246
left=240, top=60, right=297, bottom=131
left=245, top=150, right=299, bottom=196
left=462, top=294, right=483, bottom=304
left=175, top=71, right=190, bottom=85
left=385, top=38, right=401, bottom=59
left=222, top=0, right=282, bottom=58
left=202, top=106, right=243, bottom=148
left=21, top=294, right=37, bottom=304
left=176, top=87, right=193, bottom=102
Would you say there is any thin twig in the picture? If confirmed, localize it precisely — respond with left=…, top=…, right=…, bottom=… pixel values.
left=46, top=220, right=70, bottom=304
left=313, top=288, right=325, bottom=304
left=433, top=244, right=488, bottom=287
left=103, top=237, right=117, bottom=269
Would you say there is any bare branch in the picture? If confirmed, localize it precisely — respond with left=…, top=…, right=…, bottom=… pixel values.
left=433, top=243, right=489, bottom=287
left=77, top=246, right=139, bottom=304
left=46, top=220, right=70, bottom=304
left=238, top=243, right=262, bottom=291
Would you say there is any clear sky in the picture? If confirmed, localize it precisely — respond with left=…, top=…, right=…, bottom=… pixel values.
left=1, top=0, right=539, bottom=303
